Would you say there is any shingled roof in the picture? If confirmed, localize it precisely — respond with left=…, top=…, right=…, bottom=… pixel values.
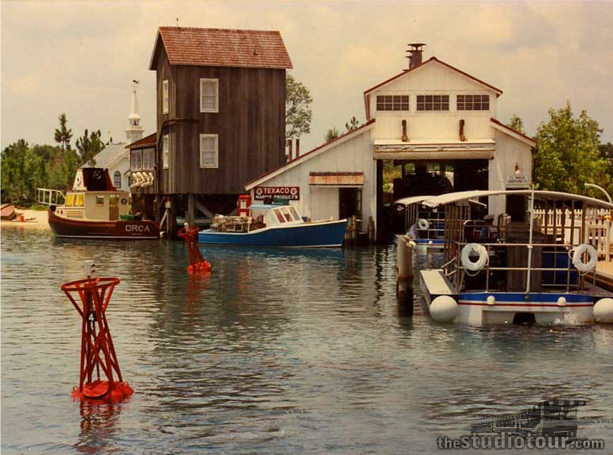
left=150, top=26, right=293, bottom=70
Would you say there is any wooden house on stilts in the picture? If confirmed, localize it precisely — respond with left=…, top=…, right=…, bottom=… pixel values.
left=146, top=26, right=293, bottom=232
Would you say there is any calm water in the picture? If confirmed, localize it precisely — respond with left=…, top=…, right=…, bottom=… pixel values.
left=2, top=227, right=613, bottom=454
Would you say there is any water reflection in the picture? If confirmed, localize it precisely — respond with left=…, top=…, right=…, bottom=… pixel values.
left=1, top=229, right=612, bottom=454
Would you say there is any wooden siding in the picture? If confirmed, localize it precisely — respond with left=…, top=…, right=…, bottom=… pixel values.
left=154, top=52, right=286, bottom=195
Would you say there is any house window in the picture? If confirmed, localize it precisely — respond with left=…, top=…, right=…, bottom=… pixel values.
left=457, top=94, right=490, bottom=111
left=162, top=80, right=169, bottom=114
left=200, top=79, right=219, bottom=113
left=416, top=95, right=449, bottom=111
left=199, top=134, right=218, bottom=168
left=143, top=149, right=155, bottom=170
left=96, top=195, right=105, bottom=206
left=162, top=135, right=169, bottom=169
left=130, top=150, right=142, bottom=171
left=376, top=95, right=409, bottom=111
left=113, top=171, right=122, bottom=189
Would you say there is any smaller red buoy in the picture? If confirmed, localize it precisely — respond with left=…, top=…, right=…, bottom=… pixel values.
left=178, top=225, right=212, bottom=275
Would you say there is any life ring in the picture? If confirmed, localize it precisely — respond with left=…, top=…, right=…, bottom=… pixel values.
left=417, top=218, right=429, bottom=231
left=461, top=243, right=489, bottom=272
left=572, top=244, right=597, bottom=273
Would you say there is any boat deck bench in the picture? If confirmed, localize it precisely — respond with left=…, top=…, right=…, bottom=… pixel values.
left=420, top=269, right=456, bottom=296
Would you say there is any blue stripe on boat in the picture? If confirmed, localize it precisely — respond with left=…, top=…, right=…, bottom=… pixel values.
left=460, top=292, right=593, bottom=304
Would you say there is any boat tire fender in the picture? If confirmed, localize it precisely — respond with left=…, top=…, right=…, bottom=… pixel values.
left=417, top=218, right=429, bottom=231
left=572, top=244, right=597, bottom=273
left=461, top=243, right=489, bottom=272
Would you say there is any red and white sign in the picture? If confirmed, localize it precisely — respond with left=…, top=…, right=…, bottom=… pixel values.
left=254, top=186, right=300, bottom=201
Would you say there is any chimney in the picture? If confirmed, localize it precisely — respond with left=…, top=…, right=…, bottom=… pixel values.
left=406, top=43, right=426, bottom=69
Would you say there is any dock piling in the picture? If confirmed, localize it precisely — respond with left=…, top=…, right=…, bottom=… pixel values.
left=396, top=234, right=415, bottom=315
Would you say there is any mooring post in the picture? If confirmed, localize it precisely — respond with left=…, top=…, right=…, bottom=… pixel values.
left=396, top=234, right=415, bottom=315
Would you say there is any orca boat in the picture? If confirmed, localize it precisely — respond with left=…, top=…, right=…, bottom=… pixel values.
left=198, top=204, right=348, bottom=248
left=48, top=168, right=159, bottom=240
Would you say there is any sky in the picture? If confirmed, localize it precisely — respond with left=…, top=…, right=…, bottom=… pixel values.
left=2, top=0, right=613, bottom=154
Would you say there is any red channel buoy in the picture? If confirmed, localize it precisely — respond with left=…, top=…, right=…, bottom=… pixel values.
left=61, top=272, right=133, bottom=403
left=178, top=225, right=212, bottom=274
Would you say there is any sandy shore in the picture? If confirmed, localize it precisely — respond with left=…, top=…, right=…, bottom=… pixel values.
left=1, top=208, right=50, bottom=230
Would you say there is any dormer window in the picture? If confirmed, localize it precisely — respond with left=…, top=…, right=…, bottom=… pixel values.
left=200, top=79, right=219, bottom=113
left=457, top=95, right=489, bottom=111
left=376, top=95, right=409, bottom=111
left=417, top=95, right=449, bottom=111
left=162, top=80, right=169, bottom=114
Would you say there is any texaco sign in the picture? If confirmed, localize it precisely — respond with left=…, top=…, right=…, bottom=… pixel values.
left=254, top=186, right=300, bottom=200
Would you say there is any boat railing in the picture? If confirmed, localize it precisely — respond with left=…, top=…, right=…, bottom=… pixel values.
left=452, top=241, right=594, bottom=295
left=36, top=188, right=65, bottom=206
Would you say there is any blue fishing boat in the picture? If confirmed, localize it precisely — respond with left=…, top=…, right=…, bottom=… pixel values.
left=198, top=204, right=348, bottom=247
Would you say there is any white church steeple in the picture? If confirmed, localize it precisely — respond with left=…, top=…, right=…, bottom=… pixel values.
left=126, top=80, right=145, bottom=144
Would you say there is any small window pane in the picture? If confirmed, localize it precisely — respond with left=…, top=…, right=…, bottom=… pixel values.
left=75, top=194, right=84, bottom=207
left=96, top=196, right=105, bottom=206
left=66, top=194, right=75, bottom=206
left=113, top=171, right=121, bottom=188
left=109, top=195, right=118, bottom=207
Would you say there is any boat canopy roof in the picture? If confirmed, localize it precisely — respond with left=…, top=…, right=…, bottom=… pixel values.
left=249, top=204, right=285, bottom=210
left=395, top=195, right=435, bottom=206
left=421, top=190, right=613, bottom=210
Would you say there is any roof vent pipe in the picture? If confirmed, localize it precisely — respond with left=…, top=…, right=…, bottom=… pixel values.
left=406, top=43, right=426, bottom=69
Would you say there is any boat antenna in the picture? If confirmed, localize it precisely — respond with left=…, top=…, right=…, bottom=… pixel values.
left=525, top=185, right=535, bottom=294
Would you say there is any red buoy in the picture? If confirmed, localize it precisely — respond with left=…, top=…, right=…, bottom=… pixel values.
left=61, top=274, right=133, bottom=403
left=178, top=225, right=212, bottom=274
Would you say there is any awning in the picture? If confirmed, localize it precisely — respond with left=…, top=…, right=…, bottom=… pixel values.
left=309, top=172, right=364, bottom=186
left=373, top=140, right=495, bottom=160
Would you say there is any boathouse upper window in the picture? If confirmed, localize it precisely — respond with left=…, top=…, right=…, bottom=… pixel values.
left=162, top=135, right=169, bottom=169
left=162, top=80, right=169, bottom=114
left=113, top=171, right=122, bottom=189
left=142, top=149, right=155, bottom=170
left=376, top=95, right=409, bottom=111
left=457, top=95, right=489, bottom=111
left=200, top=79, right=219, bottom=113
left=199, top=134, right=218, bottom=168
left=416, top=95, right=449, bottom=111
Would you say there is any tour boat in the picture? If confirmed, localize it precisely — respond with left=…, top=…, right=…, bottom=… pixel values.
left=419, top=189, right=613, bottom=325
left=395, top=195, right=444, bottom=250
left=48, top=168, right=159, bottom=239
left=198, top=204, right=348, bottom=247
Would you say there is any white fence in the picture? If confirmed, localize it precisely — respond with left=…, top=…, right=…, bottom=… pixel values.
left=533, top=208, right=612, bottom=262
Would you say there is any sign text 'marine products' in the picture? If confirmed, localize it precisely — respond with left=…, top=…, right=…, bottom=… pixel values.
left=253, top=186, right=300, bottom=201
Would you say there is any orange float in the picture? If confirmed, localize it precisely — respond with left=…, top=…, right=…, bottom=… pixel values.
left=178, top=225, right=212, bottom=274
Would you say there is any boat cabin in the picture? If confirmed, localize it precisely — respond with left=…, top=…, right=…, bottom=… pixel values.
left=54, top=168, right=132, bottom=221
left=210, top=204, right=305, bottom=233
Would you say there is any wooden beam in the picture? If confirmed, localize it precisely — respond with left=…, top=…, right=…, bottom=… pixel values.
left=194, top=199, right=214, bottom=220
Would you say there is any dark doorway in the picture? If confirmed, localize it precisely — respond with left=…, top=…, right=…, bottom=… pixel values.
left=454, top=160, right=489, bottom=192
left=506, top=194, right=527, bottom=222
left=340, top=188, right=362, bottom=224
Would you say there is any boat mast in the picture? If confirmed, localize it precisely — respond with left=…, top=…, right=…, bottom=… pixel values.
left=525, top=186, right=535, bottom=293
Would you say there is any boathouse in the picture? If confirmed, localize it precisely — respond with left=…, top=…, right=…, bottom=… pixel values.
left=246, top=44, right=536, bottom=241
left=148, top=26, right=293, bottom=230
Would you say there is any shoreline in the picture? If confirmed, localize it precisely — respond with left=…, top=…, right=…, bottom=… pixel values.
left=1, top=208, right=50, bottom=230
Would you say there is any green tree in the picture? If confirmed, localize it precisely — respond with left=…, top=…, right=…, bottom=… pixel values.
left=285, top=74, right=312, bottom=139
left=54, top=113, right=73, bottom=151
left=533, top=102, right=607, bottom=194
left=1, top=140, right=29, bottom=202
left=507, top=114, right=525, bottom=134
left=325, top=127, right=340, bottom=142
left=75, top=129, right=104, bottom=167
left=345, top=116, right=361, bottom=132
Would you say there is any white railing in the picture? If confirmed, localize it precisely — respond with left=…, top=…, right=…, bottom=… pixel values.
left=36, top=188, right=65, bottom=206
